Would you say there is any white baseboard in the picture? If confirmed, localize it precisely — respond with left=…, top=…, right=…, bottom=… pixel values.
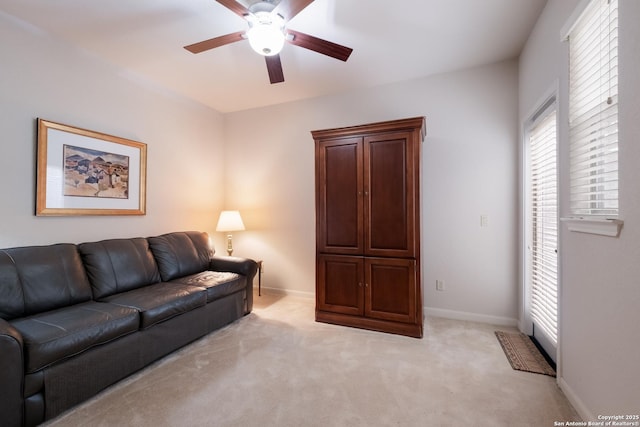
left=424, top=307, right=518, bottom=327
left=258, top=286, right=314, bottom=299
left=558, top=377, right=593, bottom=421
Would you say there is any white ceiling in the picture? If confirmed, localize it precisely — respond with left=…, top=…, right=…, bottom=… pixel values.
left=1, top=0, right=547, bottom=113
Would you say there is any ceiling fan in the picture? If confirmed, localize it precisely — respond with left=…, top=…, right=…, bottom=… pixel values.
left=184, top=0, right=353, bottom=84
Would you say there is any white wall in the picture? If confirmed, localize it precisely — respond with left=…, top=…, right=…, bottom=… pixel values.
left=0, top=12, right=225, bottom=248
left=519, top=0, right=640, bottom=418
left=224, top=60, right=520, bottom=324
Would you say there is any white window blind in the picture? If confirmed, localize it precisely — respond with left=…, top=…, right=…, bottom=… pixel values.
left=530, top=107, right=558, bottom=346
left=569, top=0, right=618, bottom=217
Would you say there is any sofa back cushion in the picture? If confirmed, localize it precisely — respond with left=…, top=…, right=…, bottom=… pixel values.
left=148, top=231, right=211, bottom=282
left=0, top=244, right=92, bottom=320
left=79, top=238, right=161, bottom=299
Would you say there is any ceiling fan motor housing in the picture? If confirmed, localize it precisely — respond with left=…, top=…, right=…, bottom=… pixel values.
left=247, top=1, right=278, bottom=14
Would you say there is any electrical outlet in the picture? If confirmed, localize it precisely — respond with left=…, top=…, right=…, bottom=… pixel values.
left=480, top=214, right=489, bottom=227
left=436, top=280, right=445, bottom=291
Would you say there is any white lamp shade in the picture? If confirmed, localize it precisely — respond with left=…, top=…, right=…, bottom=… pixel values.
left=216, top=210, right=245, bottom=232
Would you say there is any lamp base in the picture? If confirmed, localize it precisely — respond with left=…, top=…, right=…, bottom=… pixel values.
left=226, top=234, right=233, bottom=256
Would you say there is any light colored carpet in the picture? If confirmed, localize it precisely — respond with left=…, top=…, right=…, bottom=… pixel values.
left=44, top=292, right=580, bottom=426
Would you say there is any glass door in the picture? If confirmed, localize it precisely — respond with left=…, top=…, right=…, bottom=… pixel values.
left=525, top=99, right=558, bottom=362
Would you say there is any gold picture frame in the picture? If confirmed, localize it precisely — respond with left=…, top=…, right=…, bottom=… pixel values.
left=36, top=119, right=147, bottom=216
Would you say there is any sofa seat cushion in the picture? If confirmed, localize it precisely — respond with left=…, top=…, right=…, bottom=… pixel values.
left=171, top=271, right=244, bottom=302
left=100, top=282, right=206, bottom=329
left=11, top=302, right=139, bottom=374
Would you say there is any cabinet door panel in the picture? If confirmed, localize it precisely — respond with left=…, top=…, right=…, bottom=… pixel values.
left=316, top=138, right=363, bottom=254
left=364, top=132, right=415, bottom=257
left=317, top=255, right=364, bottom=316
left=365, top=258, right=416, bottom=323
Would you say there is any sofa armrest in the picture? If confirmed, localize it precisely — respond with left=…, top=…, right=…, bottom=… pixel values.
left=209, top=256, right=258, bottom=279
left=0, top=318, right=24, bottom=427
left=209, top=256, right=258, bottom=314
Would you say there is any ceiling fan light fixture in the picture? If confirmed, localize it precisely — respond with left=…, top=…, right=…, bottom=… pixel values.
left=246, top=12, right=285, bottom=56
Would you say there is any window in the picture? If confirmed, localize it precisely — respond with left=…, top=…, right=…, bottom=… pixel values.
left=568, top=0, right=618, bottom=217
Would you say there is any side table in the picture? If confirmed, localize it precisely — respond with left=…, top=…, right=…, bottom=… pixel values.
left=256, top=260, right=263, bottom=296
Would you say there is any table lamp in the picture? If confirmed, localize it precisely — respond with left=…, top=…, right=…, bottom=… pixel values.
left=216, top=210, right=245, bottom=256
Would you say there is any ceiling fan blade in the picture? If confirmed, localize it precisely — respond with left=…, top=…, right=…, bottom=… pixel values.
left=273, top=0, right=315, bottom=22
left=286, top=29, right=353, bottom=62
left=265, top=55, right=285, bottom=84
left=215, top=0, right=250, bottom=18
left=184, top=31, right=245, bottom=54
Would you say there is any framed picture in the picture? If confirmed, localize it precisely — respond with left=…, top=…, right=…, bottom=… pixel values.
left=36, top=119, right=147, bottom=216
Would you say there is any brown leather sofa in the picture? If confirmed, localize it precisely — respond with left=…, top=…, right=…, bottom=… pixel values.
left=0, top=231, right=257, bottom=427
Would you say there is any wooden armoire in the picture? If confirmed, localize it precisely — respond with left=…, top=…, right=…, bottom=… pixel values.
left=312, top=117, right=425, bottom=338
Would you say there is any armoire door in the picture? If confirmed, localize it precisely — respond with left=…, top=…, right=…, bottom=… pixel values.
left=316, top=254, right=364, bottom=316
left=363, top=132, right=416, bottom=258
left=315, top=137, right=364, bottom=255
left=365, top=257, right=417, bottom=324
